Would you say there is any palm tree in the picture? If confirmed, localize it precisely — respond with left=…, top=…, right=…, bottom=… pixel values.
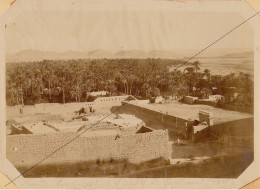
left=193, top=61, right=201, bottom=74
left=183, top=67, right=195, bottom=94
left=203, top=69, right=211, bottom=82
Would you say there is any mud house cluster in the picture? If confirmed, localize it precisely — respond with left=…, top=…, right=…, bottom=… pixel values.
left=6, top=94, right=253, bottom=170
left=7, top=111, right=172, bottom=167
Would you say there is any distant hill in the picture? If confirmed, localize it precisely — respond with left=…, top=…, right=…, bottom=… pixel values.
left=87, top=49, right=114, bottom=58
left=148, top=50, right=181, bottom=59
left=220, top=51, right=254, bottom=59
left=6, top=50, right=88, bottom=62
left=114, top=50, right=149, bottom=59
left=6, top=49, right=183, bottom=62
left=6, top=49, right=253, bottom=63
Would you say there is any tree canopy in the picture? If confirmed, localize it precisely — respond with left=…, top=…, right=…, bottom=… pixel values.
left=6, top=59, right=253, bottom=107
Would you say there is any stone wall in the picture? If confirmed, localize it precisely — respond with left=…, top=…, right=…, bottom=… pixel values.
left=6, top=129, right=170, bottom=168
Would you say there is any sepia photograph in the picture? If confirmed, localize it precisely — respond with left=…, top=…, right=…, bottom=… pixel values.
left=0, top=0, right=259, bottom=188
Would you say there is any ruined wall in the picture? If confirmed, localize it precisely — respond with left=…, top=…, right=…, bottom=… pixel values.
left=6, top=129, right=170, bottom=168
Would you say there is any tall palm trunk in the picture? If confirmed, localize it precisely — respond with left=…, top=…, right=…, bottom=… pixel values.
left=48, top=81, right=52, bottom=100
left=20, top=86, right=24, bottom=106
left=62, top=87, right=65, bottom=104
left=16, top=93, right=19, bottom=106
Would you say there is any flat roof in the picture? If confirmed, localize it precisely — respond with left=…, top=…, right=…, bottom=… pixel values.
left=138, top=102, right=253, bottom=124
left=18, top=114, right=144, bottom=135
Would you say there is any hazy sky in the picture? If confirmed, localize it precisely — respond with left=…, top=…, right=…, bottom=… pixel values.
left=5, top=10, right=253, bottom=53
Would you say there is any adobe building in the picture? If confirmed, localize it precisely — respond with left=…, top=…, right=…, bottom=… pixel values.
left=185, top=110, right=213, bottom=142
left=6, top=114, right=172, bottom=168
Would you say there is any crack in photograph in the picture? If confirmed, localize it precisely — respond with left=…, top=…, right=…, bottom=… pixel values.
left=3, top=0, right=255, bottom=181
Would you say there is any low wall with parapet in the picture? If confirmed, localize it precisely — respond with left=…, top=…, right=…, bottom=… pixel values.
left=121, top=101, right=188, bottom=138
left=7, top=129, right=170, bottom=167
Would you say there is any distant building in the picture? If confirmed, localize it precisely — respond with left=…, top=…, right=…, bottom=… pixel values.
left=7, top=116, right=171, bottom=166
left=209, top=95, right=225, bottom=102
left=185, top=110, right=213, bottom=142
left=183, top=96, right=198, bottom=105
left=155, top=96, right=165, bottom=104
left=87, top=91, right=108, bottom=96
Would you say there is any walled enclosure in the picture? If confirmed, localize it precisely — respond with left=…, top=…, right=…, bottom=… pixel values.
left=121, top=101, right=188, bottom=138
left=34, top=95, right=132, bottom=113
left=7, top=129, right=170, bottom=168
left=120, top=101, right=254, bottom=144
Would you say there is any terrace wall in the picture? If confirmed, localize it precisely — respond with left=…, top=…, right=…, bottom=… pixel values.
left=6, top=129, right=170, bottom=168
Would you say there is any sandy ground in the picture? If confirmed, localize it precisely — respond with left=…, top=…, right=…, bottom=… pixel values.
left=16, top=148, right=253, bottom=178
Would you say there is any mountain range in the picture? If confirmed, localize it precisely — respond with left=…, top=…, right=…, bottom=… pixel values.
left=6, top=49, right=184, bottom=63
left=6, top=49, right=253, bottom=63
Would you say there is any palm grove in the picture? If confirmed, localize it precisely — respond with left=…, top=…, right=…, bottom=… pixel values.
left=6, top=59, right=253, bottom=108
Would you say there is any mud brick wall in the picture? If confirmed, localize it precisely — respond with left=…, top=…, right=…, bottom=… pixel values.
left=221, top=135, right=253, bottom=147
left=34, top=96, right=131, bottom=114
left=210, top=117, right=253, bottom=137
left=35, top=102, right=94, bottom=113
left=209, top=117, right=254, bottom=146
left=183, top=96, right=198, bottom=105
left=94, top=95, right=129, bottom=103
left=199, top=110, right=213, bottom=125
left=6, top=129, right=170, bottom=168
left=120, top=102, right=188, bottom=138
